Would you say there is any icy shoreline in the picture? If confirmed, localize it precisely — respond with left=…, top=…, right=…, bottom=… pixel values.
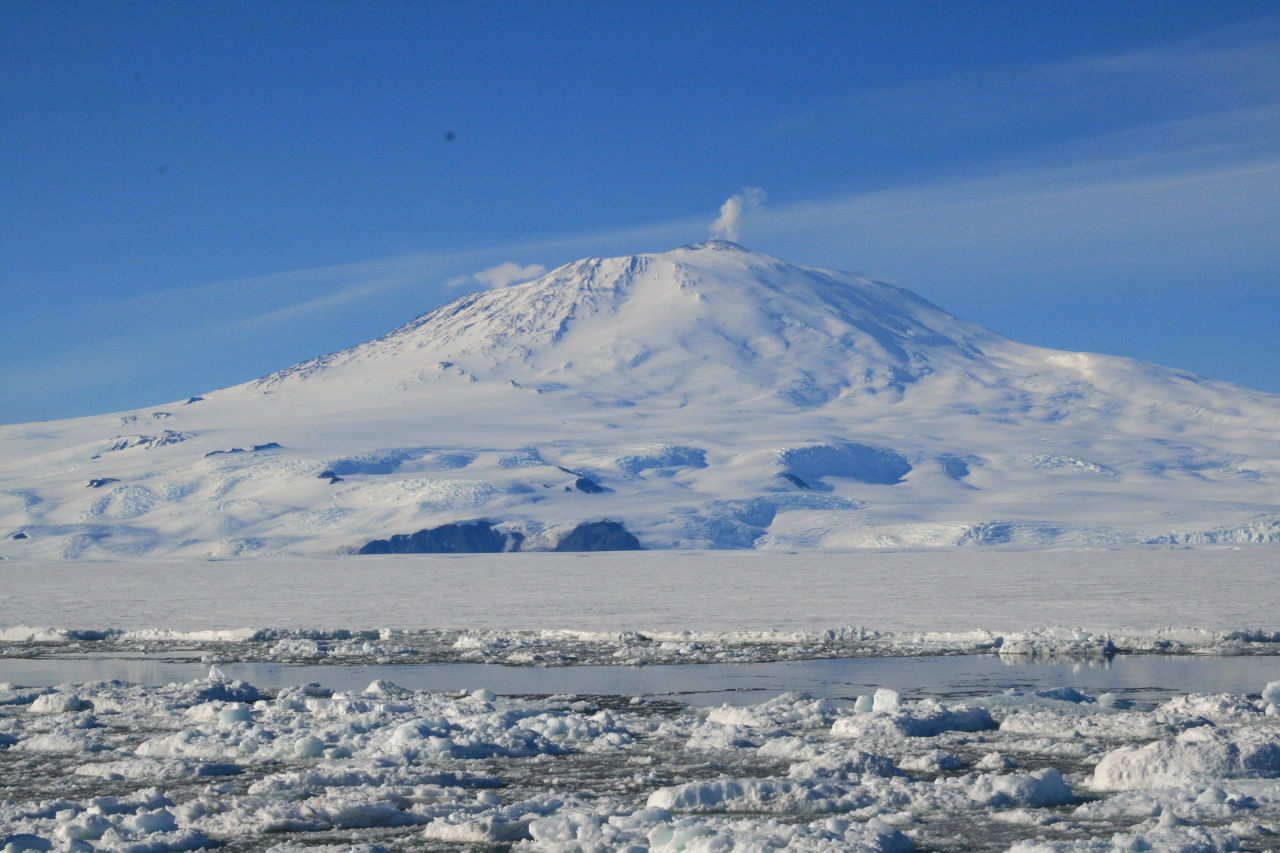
left=4, top=549, right=1278, bottom=665
left=4, top=624, right=1280, bottom=667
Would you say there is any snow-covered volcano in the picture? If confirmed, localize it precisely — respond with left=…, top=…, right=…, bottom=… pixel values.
left=259, top=241, right=999, bottom=409
left=3, top=241, right=1278, bottom=557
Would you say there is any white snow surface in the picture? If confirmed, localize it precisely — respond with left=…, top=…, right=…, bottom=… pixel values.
left=2, top=241, right=1279, bottom=558
left=1, top=550, right=1277, bottom=662
left=2, top=549, right=1276, bottom=633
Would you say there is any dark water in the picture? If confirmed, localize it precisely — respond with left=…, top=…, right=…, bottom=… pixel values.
left=2, top=653, right=1276, bottom=706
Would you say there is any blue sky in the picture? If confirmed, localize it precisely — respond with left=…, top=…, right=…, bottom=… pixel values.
left=2, top=0, right=1278, bottom=424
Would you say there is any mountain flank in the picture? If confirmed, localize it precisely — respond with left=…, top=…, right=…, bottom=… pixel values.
left=2, top=241, right=1278, bottom=557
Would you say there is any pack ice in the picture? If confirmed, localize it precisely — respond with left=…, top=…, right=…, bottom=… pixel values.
left=2, top=240, right=1279, bottom=558
left=3, top=674, right=1280, bottom=851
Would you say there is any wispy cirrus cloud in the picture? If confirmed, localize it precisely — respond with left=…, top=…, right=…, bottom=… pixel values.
left=754, top=104, right=1280, bottom=285
left=80, top=101, right=1280, bottom=347
left=107, top=18, right=1280, bottom=338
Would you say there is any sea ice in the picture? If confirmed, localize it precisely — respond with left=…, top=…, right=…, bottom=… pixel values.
left=3, top=674, right=1280, bottom=851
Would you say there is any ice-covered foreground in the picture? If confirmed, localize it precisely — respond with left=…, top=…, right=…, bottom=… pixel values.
left=3, top=241, right=1280, bottom=558
left=2, top=550, right=1278, bottom=663
left=4, top=550, right=1279, bottom=850
left=3, top=671, right=1280, bottom=852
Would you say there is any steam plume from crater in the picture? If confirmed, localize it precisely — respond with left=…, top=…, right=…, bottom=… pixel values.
left=709, top=187, right=765, bottom=241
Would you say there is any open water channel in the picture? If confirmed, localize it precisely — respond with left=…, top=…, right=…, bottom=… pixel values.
left=4, top=651, right=1278, bottom=706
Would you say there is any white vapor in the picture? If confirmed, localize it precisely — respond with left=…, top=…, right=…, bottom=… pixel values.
left=709, top=187, right=766, bottom=241
left=445, top=261, right=548, bottom=290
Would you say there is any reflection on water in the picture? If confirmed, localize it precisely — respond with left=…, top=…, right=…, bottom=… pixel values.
left=1, top=654, right=1275, bottom=706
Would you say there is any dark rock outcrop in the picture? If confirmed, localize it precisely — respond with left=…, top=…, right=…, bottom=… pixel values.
left=7, top=531, right=28, bottom=540
left=87, top=478, right=120, bottom=488
left=575, top=477, right=606, bottom=494
left=206, top=443, right=283, bottom=458
left=106, top=430, right=192, bottom=452
left=554, top=520, right=642, bottom=552
left=317, top=470, right=344, bottom=484
left=557, top=465, right=609, bottom=494
left=779, top=472, right=812, bottom=490
left=358, top=520, right=523, bottom=555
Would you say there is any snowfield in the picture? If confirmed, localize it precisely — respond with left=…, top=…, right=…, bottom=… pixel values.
left=3, top=242, right=1280, bottom=558
left=1, top=549, right=1278, bottom=662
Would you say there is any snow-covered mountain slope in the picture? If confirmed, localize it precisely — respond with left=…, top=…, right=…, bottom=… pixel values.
left=3, top=240, right=1278, bottom=558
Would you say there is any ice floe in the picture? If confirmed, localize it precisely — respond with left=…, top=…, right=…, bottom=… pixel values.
left=3, top=672, right=1279, bottom=851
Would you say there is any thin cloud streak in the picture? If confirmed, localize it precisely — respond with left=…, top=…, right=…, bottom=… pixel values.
left=111, top=25, right=1279, bottom=338
left=766, top=15, right=1280, bottom=188
left=105, top=107, right=1278, bottom=340
left=206, top=218, right=704, bottom=330
left=227, top=104, right=1278, bottom=322
left=232, top=269, right=441, bottom=329
left=1051, top=15, right=1280, bottom=90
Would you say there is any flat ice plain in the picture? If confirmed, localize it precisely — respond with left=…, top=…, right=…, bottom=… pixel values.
left=3, top=549, right=1279, bottom=662
left=4, top=548, right=1278, bottom=634
left=3, top=548, right=1280, bottom=852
